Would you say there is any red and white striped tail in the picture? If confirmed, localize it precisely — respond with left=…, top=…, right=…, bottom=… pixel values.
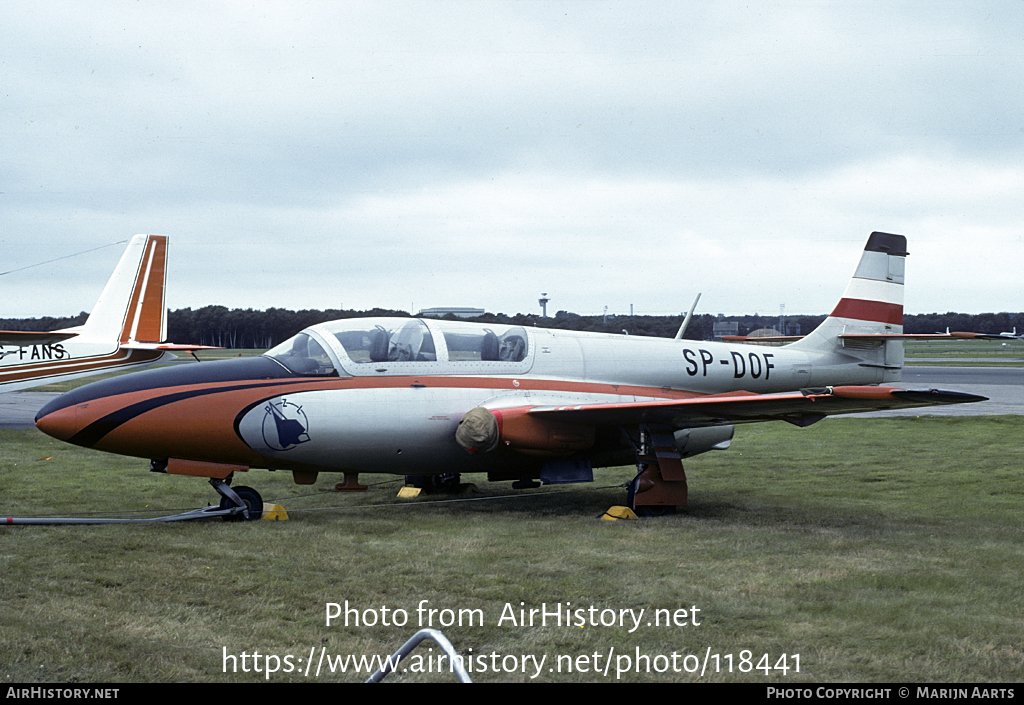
left=790, top=232, right=907, bottom=353
left=829, top=232, right=906, bottom=329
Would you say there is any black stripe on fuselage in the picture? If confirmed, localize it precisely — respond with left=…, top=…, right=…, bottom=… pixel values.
left=65, top=379, right=313, bottom=448
left=34, top=356, right=318, bottom=448
left=35, top=357, right=293, bottom=421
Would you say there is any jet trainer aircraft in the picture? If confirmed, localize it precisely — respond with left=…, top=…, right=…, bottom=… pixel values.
left=2, top=235, right=201, bottom=392
left=35, top=232, right=986, bottom=518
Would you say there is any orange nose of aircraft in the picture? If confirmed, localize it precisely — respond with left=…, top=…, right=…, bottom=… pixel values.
left=34, top=356, right=296, bottom=453
left=34, top=403, right=81, bottom=443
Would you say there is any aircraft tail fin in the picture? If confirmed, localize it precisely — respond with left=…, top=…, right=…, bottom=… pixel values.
left=75, top=235, right=168, bottom=345
left=788, top=232, right=907, bottom=379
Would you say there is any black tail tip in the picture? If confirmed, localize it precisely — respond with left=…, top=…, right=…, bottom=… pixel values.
left=867, top=232, right=908, bottom=256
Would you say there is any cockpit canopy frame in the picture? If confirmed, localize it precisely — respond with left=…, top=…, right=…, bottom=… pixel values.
left=265, top=317, right=535, bottom=377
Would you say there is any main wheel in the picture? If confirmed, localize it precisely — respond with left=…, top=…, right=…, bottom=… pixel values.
left=219, top=485, right=264, bottom=522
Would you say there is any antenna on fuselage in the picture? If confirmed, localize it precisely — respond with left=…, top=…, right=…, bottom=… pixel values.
left=674, top=293, right=702, bottom=340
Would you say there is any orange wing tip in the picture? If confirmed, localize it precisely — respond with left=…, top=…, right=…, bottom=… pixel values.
left=825, top=386, right=987, bottom=405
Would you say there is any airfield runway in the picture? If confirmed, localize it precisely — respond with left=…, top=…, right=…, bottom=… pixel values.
left=1, top=367, right=1020, bottom=430
left=0, top=392, right=57, bottom=430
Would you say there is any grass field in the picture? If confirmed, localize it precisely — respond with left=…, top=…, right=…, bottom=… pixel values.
left=1, top=415, right=1022, bottom=683
left=904, top=338, right=1024, bottom=366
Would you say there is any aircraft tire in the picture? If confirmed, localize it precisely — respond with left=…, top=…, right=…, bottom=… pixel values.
left=219, top=485, right=264, bottom=522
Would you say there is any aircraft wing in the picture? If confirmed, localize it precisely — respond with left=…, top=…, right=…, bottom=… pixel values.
left=0, top=330, right=79, bottom=346
left=524, top=386, right=987, bottom=429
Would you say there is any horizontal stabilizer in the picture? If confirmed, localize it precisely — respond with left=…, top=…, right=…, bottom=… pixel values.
left=151, top=343, right=222, bottom=351
left=839, top=332, right=1017, bottom=341
left=721, top=335, right=801, bottom=343
left=0, top=330, right=78, bottom=346
left=725, top=331, right=1018, bottom=343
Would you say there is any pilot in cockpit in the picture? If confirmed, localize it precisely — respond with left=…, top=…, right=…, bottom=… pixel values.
left=499, top=334, right=526, bottom=362
left=388, top=321, right=424, bottom=362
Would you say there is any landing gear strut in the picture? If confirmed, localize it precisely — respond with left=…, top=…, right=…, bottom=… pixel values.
left=627, top=425, right=687, bottom=516
left=210, top=478, right=263, bottom=521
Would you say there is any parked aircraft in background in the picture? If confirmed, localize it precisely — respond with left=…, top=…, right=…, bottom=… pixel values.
left=974, top=327, right=1021, bottom=341
left=1, top=235, right=205, bottom=391
left=34, top=232, right=985, bottom=518
left=918, top=327, right=1022, bottom=341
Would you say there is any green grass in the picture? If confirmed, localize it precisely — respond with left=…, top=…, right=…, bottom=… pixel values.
left=904, top=339, right=1024, bottom=366
left=2, top=417, right=1023, bottom=683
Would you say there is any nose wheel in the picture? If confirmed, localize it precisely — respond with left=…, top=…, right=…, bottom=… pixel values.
left=210, top=478, right=264, bottom=521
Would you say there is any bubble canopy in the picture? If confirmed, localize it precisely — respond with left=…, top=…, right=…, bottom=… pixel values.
left=265, top=317, right=533, bottom=376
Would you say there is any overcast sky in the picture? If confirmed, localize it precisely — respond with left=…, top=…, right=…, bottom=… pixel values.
left=3, top=1, right=1022, bottom=320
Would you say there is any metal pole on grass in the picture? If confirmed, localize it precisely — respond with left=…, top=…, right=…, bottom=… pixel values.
left=365, top=628, right=471, bottom=683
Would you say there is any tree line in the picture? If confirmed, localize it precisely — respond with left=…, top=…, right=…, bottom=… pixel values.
left=2, top=307, right=1021, bottom=351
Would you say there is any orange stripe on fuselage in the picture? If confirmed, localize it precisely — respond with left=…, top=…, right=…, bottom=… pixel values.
left=0, top=348, right=163, bottom=386
left=44, top=374, right=705, bottom=468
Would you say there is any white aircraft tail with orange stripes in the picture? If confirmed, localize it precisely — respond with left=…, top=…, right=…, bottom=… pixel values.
left=1, top=235, right=183, bottom=391
left=73, top=234, right=169, bottom=345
